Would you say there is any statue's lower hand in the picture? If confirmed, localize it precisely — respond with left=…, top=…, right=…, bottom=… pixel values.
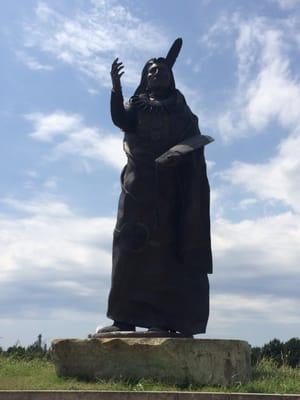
left=111, top=58, right=124, bottom=92
left=156, top=151, right=182, bottom=167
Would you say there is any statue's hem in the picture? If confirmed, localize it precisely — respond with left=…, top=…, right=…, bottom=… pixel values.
left=105, top=312, right=207, bottom=335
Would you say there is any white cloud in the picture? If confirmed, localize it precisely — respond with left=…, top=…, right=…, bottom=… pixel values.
left=26, top=111, right=126, bottom=170
left=212, top=294, right=299, bottom=325
left=220, top=130, right=300, bottom=212
left=87, top=88, right=100, bottom=96
left=0, top=195, right=114, bottom=321
left=208, top=213, right=300, bottom=338
left=43, top=177, right=58, bottom=190
left=208, top=210, right=300, bottom=337
left=213, top=212, right=300, bottom=277
left=210, top=187, right=227, bottom=219
left=231, top=18, right=300, bottom=138
left=26, top=112, right=83, bottom=142
left=2, top=196, right=71, bottom=217
left=24, top=170, right=39, bottom=179
left=275, top=0, right=300, bottom=10
left=16, top=51, right=53, bottom=71
left=206, top=160, right=216, bottom=170
left=201, top=14, right=300, bottom=141
left=23, top=1, right=169, bottom=87
left=235, top=198, right=258, bottom=210
left=243, top=33, right=300, bottom=133
left=200, top=14, right=236, bottom=51
left=201, top=13, right=300, bottom=221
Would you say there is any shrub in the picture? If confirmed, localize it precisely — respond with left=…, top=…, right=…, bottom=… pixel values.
left=252, top=337, right=300, bottom=368
left=284, top=338, right=300, bottom=368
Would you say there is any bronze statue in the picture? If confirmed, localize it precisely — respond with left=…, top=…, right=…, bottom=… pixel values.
left=97, top=38, right=213, bottom=338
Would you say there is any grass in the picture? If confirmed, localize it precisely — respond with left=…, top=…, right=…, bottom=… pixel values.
left=0, top=356, right=299, bottom=393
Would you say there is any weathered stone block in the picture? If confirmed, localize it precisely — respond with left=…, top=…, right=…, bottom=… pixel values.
left=51, top=338, right=251, bottom=386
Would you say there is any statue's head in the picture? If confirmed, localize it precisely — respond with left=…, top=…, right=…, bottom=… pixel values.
left=147, top=58, right=172, bottom=90
left=134, top=38, right=182, bottom=96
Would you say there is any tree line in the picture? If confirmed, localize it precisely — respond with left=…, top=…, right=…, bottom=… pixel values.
left=0, top=334, right=49, bottom=360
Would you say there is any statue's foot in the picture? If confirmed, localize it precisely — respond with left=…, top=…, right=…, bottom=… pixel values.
left=147, top=327, right=193, bottom=338
left=148, top=327, right=175, bottom=334
left=96, top=321, right=136, bottom=334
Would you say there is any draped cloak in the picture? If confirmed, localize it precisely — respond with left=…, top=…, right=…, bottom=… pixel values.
left=107, top=88, right=213, bottom=335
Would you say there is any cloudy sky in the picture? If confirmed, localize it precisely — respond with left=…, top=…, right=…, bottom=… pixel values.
left=1, top=0, right=300, bottom=349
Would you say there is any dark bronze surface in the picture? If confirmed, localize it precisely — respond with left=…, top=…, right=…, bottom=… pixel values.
left=102, top=38, right=213, bottom=336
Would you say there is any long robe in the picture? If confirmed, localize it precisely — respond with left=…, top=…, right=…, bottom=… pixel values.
left=106, top=89, right=212, bottom=335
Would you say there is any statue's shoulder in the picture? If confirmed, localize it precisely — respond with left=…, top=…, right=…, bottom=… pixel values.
left=175, top=89, right=187, bottom=106
left=174, top=90, right=200, bottom=127
left=175, top=90, right=195, bottom=116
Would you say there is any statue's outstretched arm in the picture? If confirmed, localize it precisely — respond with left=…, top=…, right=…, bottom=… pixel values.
left=110, top=58, right=134, bottom=131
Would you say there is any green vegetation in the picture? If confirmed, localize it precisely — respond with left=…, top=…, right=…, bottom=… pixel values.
left=238, top=358, right=300, bottom=394
left=0, top=356, right=299, bottom=393
left=251, top=338, right=300, bottom=368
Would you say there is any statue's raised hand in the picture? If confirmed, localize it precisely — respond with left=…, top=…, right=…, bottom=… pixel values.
left=111, top=58, right=124, bottom=92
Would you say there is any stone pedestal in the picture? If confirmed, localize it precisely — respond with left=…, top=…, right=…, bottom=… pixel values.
left=51, top=338, right=251, bottom=386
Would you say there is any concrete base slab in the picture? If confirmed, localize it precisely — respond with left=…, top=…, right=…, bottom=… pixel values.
left=52, top=338, right=251, bottom=386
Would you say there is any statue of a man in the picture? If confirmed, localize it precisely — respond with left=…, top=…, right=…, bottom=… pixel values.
left=98, top=38, right=213, bottom=338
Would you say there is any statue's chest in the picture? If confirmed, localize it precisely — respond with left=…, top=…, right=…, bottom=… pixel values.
left=136, top=109, right=188, bottom=146
left=137, top=111, right=170, bottom=141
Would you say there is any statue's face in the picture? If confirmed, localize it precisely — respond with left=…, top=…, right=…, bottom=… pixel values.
left=147, top=62, right=171, bottom=89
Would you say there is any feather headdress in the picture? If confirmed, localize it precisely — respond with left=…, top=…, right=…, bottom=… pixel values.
left=165, top=38, right=183, bottom=68
left=133, top=38, right=183, bottom=96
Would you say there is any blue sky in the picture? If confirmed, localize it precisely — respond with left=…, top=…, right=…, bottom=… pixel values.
left=1, top=0, right=300, bottom=349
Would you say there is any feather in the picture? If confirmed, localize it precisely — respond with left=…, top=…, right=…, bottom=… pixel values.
left=165, top=38, right=183, bottom=68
